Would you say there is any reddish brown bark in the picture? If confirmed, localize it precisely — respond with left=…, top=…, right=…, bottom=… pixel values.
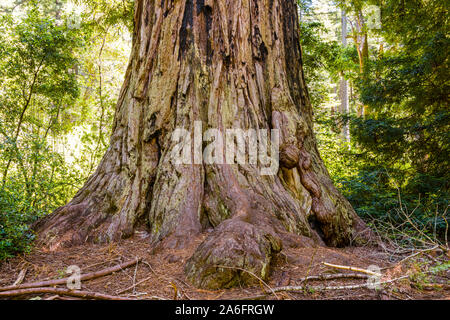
left=34, top=0, right=372, bottom=289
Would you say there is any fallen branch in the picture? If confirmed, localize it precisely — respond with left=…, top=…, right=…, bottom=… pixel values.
left=0, top=258, right=141, bottom=292
left=271, top=275, right=409, bottom=294
left=299, top=273, right=369, bottom=282
left=238, top=273, right=369, bottom=300
left=239, top=276, right=408, bottom=299
left=322, top=262, right=381, bottom=276
left=0, top=287, right=135, bottom=300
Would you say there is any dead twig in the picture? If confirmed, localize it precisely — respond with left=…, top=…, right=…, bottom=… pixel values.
left=132, top=259, right=139, bottom=295
left=397, top=245, right=440, bottom=264
left=322, top=262, right=381, bottom=276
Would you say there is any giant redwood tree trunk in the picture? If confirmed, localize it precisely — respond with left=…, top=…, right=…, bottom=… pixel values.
left=35, top=0, right=371, bottom=289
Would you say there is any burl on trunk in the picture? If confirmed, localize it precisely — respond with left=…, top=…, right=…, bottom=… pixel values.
left=34, top=0, right=371, bottom=289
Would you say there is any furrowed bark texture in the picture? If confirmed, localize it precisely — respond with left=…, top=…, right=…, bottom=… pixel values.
left=35, top=0, right=370, bottom=289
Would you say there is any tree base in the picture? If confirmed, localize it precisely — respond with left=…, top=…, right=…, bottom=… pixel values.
left=34, top=176, right=373, bottom=289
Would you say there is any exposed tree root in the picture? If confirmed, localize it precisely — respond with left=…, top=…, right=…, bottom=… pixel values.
left=184, top=219, right=283, bottom=289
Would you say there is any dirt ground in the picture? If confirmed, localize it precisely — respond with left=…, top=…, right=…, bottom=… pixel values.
left=0, top=232, right=448, bottom=300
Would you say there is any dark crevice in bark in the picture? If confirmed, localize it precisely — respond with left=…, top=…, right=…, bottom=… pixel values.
left=179, top=0, right=194, bottom=58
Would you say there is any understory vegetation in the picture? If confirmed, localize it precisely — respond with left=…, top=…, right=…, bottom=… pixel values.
left=0, top=0, right=132, bottom=259
left=300, top=0, right=448, bottom=250
left=0, top=0, right=448, bottom=260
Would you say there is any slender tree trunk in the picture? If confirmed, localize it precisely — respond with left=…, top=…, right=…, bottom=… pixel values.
left=2, top=58, right=44, bottom=187
left=350, top=11, right=369, bottom=117
left=339, top=9, right=350, bottom=144
left=34, top=0, right=371, bottom=289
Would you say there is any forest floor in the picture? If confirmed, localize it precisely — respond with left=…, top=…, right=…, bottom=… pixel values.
left=0, top=232, right=449, bottom=300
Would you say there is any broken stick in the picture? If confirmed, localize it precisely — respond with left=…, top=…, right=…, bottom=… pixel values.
left=322, top=262, right=382, bottom=276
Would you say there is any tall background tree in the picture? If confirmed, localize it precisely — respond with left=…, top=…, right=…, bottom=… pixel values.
left=299, top=0, right=449, bottom=246
left=0, top=0, right=131, bottom=260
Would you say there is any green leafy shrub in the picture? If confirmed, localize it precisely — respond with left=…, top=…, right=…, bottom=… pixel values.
left=0, top=1, right=130, bottom=260
left=0, top=188, right=36, bottom=260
